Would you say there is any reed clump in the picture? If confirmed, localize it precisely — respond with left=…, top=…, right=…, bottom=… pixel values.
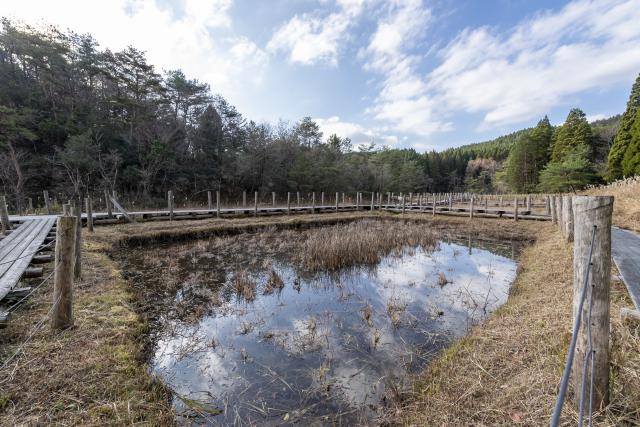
left=301, top=220, right=437, bottom=271
left=263, top=269, right=284, bottom=294
left=233, top=270, right=256, bottom=301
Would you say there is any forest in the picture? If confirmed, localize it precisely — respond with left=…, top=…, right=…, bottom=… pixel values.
left=1, top=19, right=639, bottom=212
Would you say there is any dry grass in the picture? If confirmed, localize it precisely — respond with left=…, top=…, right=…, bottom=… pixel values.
left=585, top=176, right=640, bottom=232
left=0, top=238, right=173, bottom=425
left=395, top=225, right=640, bottom=426
left=233, top=270, right=256, bottom=302
left=263, top=269, right=284, bottom=294
left=302, top=219, right=438, bottom=271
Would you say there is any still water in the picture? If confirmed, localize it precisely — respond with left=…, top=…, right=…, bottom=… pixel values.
left=149, top=238, right=517, bottom=425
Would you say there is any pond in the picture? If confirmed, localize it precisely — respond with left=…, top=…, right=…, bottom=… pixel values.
left=122, top=222, right=519, bottom=425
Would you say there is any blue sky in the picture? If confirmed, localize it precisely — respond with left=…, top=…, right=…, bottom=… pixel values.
left=3, top=0, right=640, bottom=151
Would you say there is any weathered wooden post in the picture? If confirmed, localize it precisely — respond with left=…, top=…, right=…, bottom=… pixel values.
left=243, top=191, right=247, bottom=208
left=0, top=195, right=12, bottom=232
left=513, top=198, right=519, bottom=221
left=85, top=197, right=94, bottom=232
left=168, top=191, right=174, bottom=221
left=557, top=196, right=564, bottom=234
left=297, top=192, right=301, bottom=207
left=387, top=192, right=390, bottom=206
left=272, top=192, right=276, bottom=208
left=321, top=192, right=325, bottom=207
left=254, top=191, right=258, bottom=216
left=51, top=209, right=77, bottom=330
left=342, top=192, right=345, bottom=205
left=469, top=196, right=474, bottom=219
left=287, top=192, right=291, bottom=214
left=370, top=192, right=374, bottom=211
left=216, top=191, right=221, bottom=217
left=104, top=189, right=113, bottom=219
left=484, top=197, right=488, bottom=211
left=550, top=196, right=557, bottom=224
left=402, top=195, right=405, bottom=214
left=526, top=195, right=531, bottom=210
left=356, top=192, right=360, bottom=210
left=311, top=192, right=316, bottom=213
left=563, top=195, right=574, bottom=242
left=546, top=195, right=551, bottom=216
left=571, top=196, right=613, bottom=410
left=499, top=195, right=503, bottom=208
left=432, top=194, right=436, bottom=216
left=28, top=197, right=33, bottom=213
left=71, top=200, right=82, bottom=279
left=44, top=190, right=52, bottom=214
left=208, top=191, right=213, bottom=211
left=448, top=194, right=453, bottom=210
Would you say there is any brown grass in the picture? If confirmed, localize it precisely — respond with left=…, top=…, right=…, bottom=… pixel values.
left=233, top=270, right=256, bottom=302
left=585, top=176, right=640, bottom=233
left=302, top=219, right=438, bottom=271
left=395, top=225, right=640, bottom=426
left=263, top=269, right=284, bottom=294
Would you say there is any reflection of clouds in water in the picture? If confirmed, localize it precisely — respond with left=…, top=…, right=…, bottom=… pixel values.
left=151, top=240, right=517, bottom=423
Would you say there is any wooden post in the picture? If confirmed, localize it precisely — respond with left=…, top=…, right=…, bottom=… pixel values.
left=44, top=190, right=52, bottom=214
left=513, top=198, right=519, bottom=221
left=557, top=196, right=564, bottom=234
left=272, top=192, right=276, bottom=208
left=550, top=196, right=557, bottom=224
left=370, top=192, right=374, bottom=211
left=254, top=191, right=258, bottom=216
left=321, top=192, right=324, bottom=207
left=356, top=192, right=360, bottom=210
left=546, top=195, right=551, bottom=216
left=387, top=192, right=390, bottom=206
left=85, top=197, right=93, bottom=232
left=104, top=189, right=113, bottom=219
left=216, top=191, right=221, bottom=217
left=563, top=195, right=574, bottom=242
left=432, top=194, right=436, bottom=216
left=71, top=201, right=82, bottom=280
left=287, top=192, right=291, bottom=214
left=168, top=191, right=174, bottom=221
left=335, top=192, right=339, bottom=212
left=0, top=195, right=12, bottom=232
left=28, top=197, right=33, bottom=213
left=448, top=194, right=453, bottom=210
left=208, top=191, right=213, bottom=211
left=297, top=192, right=301, bottom=207
left=243, top=191, right=247, bottom=208
left=402, top=195, right=405, bottom=214
left=469, top=196, right=474, bottom=219
left=526, top=195, right=531, bottom=210
left=571, top=196, right=613, bottom=410
left=499, top=196, right=503, bottom=208
left=51, top=212, right=77, bottom=330
left=311, top=192, right=316, bottom=213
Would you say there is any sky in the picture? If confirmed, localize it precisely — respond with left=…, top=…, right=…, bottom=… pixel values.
left=2, top=0, right=640, bottom=152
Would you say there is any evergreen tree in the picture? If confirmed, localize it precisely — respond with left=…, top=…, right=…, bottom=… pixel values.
left=621, top=108, right=640, bottom=176
left=608, top=74, right=640, bottom=180
left=504, top=116, right=552, bottom=192
left=551, top=108, right=593, bottom=162
left=538, top=144, right=596, bottom=192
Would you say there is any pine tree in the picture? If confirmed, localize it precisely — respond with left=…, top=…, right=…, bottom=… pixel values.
left=608, top=74, right=640, bottom=180
left=621, top=108, right=640, bottom=176
left=538, top=144, right=596, bottom=192
left=504, top=116, right=552, bottom=192
left=551, top=108, right=593, bottom=162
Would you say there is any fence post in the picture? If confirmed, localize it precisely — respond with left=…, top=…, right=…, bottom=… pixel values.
left=571, top=196, right=613, bottom=410
left=168, top=191, right=174, bottom=221
left=297, top=192, right=301, bottom=207
left=469, top=196, right=474, bottom=219
left=550, top=196, right=557, bottom=224
left=311, top=192, right=316, bottom=213
left=71, top=201, right=82, bottom=280
left=321, top=192, right=324, bottom=207
left=51, top=210, right=77, bottom=330
left=272, top=192, right=276, bottom=208
left=563, top=195, right=574, bottom=242
left=44, top=190, right=52, bottom=214
left=216, top=191, right=221, bottom=218
left=336, top=192, right=339, bottom=212
left=557, top=196, right=564, bottom=234
left=370, top=192, right=374, bottom=211
left=513, top=198, right=519, bottom=221
left=526, top=195, right=531, bottom=210
left=546, top=195, right=551, bottom=216
left=356, top=192, right=360, bottom=210
left=254, top=191, right=258, bottom=216
left=402, top=194, right=405, bottom=214
left=208, top=191, right=213, bottom=211
left=432, top=194, right=436, bottom=216
left=104, top=189, right=113, bottom=219
left=243, top=191, right=247, bottom=208
left=287, top=192, right=291, bottom=214
left=85, top=197, right=94, bottom=232
left=0, top=195, right=12, bottom=232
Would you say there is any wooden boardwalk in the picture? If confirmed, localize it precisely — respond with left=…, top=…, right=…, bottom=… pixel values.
left=612, top=227, right=640, bottom=313
left=0, top=218, right=56, bottom=303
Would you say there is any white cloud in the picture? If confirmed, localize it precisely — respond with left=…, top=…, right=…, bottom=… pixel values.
left=428, top=0, right=640, bottom=128
left=314, top=116, right=398, bottom=145
left=361, top=0, right=452, bottom=137
left=0, top=0, right=268, bottom=96
left=267, top=0, right=365, bottom=66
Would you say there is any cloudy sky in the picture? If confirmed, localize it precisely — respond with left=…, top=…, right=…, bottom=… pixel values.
left=2, top=0, right=640, bottom=151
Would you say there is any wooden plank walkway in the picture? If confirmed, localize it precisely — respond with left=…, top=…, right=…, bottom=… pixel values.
left=612, top=227, right=640, bottom=311
left=0, top=218, right=56, bottom=302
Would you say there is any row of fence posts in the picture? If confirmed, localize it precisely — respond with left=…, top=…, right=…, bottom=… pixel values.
left=550, top=195, right=613, bottom=425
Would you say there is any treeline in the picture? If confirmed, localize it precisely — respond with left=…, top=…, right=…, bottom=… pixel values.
left=0, top=19, right=638, bottom=213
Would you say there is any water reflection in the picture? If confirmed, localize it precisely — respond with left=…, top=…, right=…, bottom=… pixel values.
left=152, top=239, right=517, bottom=425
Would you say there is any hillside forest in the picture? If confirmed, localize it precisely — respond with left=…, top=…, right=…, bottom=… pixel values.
left=1, top=19, right=640, bottom=212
